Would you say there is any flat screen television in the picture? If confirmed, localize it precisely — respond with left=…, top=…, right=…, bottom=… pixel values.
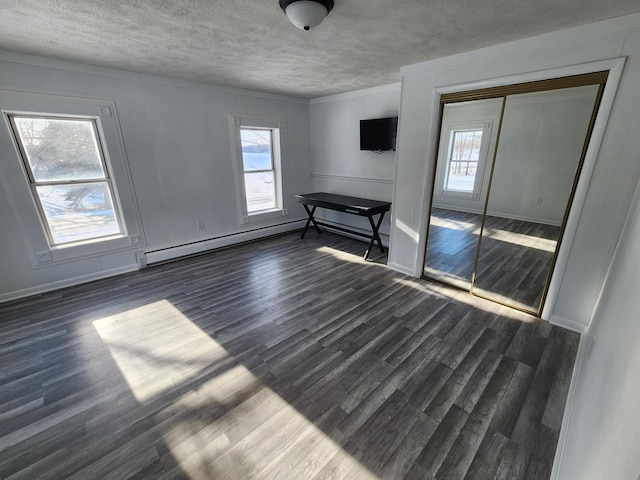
left=360, top=117, right=398, bottom=151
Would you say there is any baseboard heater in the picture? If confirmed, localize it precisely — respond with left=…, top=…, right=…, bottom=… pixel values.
left=137, top=220, right=305, bottom=268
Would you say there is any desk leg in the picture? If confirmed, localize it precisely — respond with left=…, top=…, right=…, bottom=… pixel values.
left=364, top=211, right=387, bottom=260
left=301, top=205, right=321, bottom=238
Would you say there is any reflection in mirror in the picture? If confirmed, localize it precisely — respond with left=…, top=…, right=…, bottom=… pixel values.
left=473, top=85, right=601, bottom=311
left=424, top=98, right=503, bottom=290
left=472, top=215, right=561, bottom=309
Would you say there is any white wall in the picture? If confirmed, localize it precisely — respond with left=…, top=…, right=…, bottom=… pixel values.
left=389, top=13, right=640, bottom=329
left=488, top=86, right=599, bottom=225
left=0, top=51, right=311, bottom=301
left=553, top=179, right=640, bottom=480
left=309, top=83, right=400, bottom=242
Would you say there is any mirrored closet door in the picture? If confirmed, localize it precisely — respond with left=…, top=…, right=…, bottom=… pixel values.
left=423, top=73, right=607, bottom=315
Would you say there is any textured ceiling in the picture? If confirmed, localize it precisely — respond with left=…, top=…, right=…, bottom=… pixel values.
left=1, top=0, right=640, bottom=98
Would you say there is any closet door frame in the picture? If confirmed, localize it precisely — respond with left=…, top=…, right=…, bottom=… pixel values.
left=421, top=58, right=625, bottom=318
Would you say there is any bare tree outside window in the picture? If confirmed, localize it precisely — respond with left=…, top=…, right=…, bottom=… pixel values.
left=445, top=129, right=483, bottom=192
left=10, top=116, right=123, bottom=245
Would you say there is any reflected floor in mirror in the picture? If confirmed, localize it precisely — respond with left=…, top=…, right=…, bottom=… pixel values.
left=0, top=232, right=576, bottom=480
left=424, top=209, right=483, bottom=290
left=425, top=208, right=560, bottom=312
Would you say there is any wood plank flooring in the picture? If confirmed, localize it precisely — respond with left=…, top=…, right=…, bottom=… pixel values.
left=425, top=208, right=561, bottom=311
left=0, top=232, right=579, bottom=479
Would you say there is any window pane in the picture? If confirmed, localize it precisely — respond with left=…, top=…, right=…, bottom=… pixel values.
left=241, top=129, right=273, bottom=171
left=244, top=171, right=276, bottom=213
left=35, top=182, right=121, bottom=244
left=13, top=117, right=106, bottom=182
left=446, top=130, right=483, bottom=192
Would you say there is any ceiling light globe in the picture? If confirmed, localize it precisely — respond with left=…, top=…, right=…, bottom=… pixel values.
left=280, top=0, right=334, bottom=31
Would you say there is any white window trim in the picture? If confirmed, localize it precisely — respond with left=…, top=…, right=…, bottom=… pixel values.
left=0, top=91, right=144, bottom=268
left=435, top=120, right=493, bottom=201
left=228, top=113, right=289, bottom=225
left=8, top=114, right=126, bottom=247
left=240, top=127, right=278, bottom=214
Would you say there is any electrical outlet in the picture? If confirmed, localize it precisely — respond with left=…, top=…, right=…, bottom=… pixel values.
left=196, top=220, right=205, bottom=229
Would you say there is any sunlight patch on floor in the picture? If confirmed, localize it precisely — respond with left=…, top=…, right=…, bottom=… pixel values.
left=316, top=245, right=369, bottom=264
left=159, top=380, right=380, bottom=479
left=398, top=276, right=539, bottom=323
left=421, top=267, right=473, bottom=291
left=93, top=299, right=379, bottom=479
left=93, top=300, right=230, bottom=402
left=429, top=215, right=557, bottom=252
left=479, top=227, right=557, bottom=252
left=429, top=215, right=479, bottom=231
left=391, top=276, right=449, bottom=300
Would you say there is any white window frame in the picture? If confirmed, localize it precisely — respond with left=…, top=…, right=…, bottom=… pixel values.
left=228, top=113, right=289, bottom=225
left=435, top=120, right=493, bottom=201
left=0, top=91, right=144, bottom=268
left=8, top=114, right=125, bottom=247
left=240, top=127, right=278, bottom=214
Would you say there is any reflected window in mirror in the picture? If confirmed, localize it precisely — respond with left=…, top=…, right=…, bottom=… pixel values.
left=445, top=129, right=483, bottom=193
left=435, top=120, right=494, bottom=201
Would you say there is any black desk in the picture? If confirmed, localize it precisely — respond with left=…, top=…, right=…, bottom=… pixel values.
left=295, top=192, right=392, bottom=260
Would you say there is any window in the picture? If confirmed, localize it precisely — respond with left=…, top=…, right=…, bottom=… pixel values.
left=229, top=114, right=288, bottom=224
left=241, top=128, right=277, bottom=213
left=445, top=129, right=483, bottom=192
left=435, top=120, right=493, bottom=200
left=9, top=115, right=123, bottom=246
left=0, top=92, right=142, bottom=268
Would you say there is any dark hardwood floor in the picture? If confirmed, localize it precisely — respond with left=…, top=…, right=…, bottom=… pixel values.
left=425, top=208, right=561, bottom=311
left=0, top=231, right=579, bottom=479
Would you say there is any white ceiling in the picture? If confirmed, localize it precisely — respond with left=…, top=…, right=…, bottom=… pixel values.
left=1, top=0, right=640, bottom=99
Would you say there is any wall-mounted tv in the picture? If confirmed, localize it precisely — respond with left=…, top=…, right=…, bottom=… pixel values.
left=360, top=117, right=398, bottom=152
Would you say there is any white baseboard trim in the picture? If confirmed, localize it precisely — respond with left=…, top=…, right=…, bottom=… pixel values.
left=433, top=204, right=562, bottom=227
left=386, top=261, right=417, bottom=277
left=548, top=313, right=588, bottom=334
left=0, top=264, right=139, bottom=304
left=145, top=220, right=305, bottom=265
left=549, top=325, right=588, bottom=479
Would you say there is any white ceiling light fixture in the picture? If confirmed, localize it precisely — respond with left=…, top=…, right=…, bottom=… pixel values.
left=279, top=0, right=334, bottom=31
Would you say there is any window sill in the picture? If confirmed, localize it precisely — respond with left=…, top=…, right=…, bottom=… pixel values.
left=438, top=190, right=482, bottom=200
left=33, top=234, right=143, bottom=268
left=242, top=208, right=289, bottom=225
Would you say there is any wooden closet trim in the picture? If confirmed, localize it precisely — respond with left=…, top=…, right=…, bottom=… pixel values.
left=440, top=71, right=609, bottom=104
